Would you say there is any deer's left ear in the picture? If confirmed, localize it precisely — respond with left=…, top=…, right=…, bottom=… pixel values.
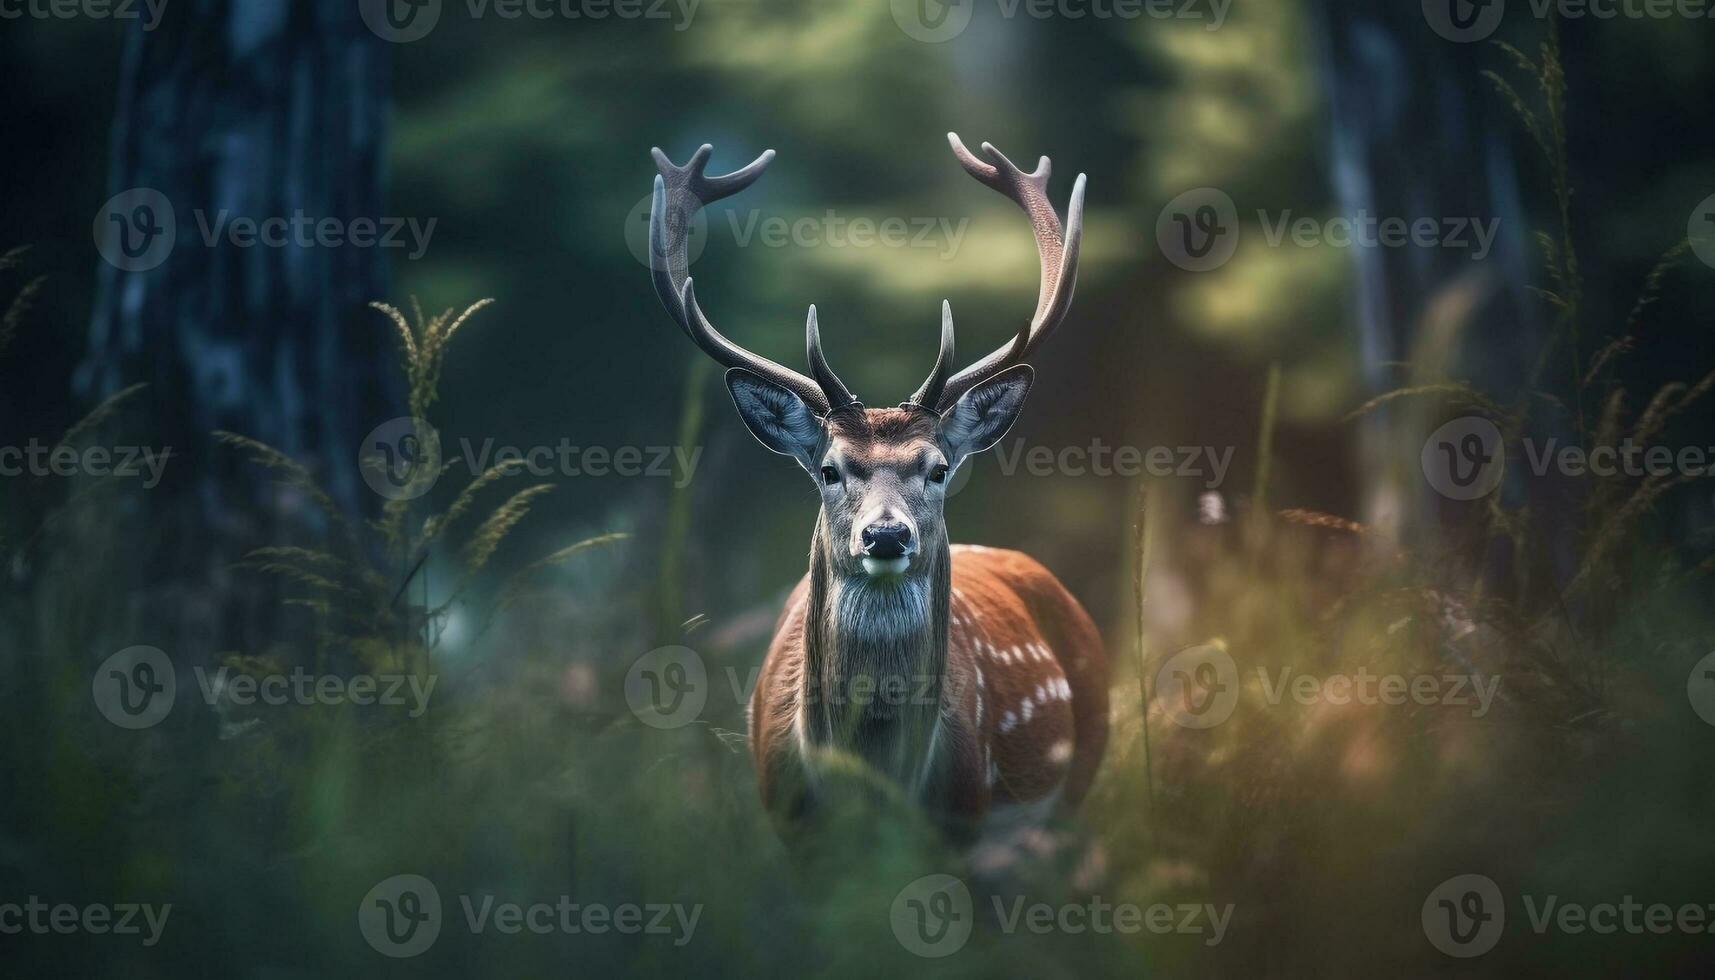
left=940, top=364, right=1033, bottom=469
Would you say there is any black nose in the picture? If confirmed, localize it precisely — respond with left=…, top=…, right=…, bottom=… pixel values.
left=861, top=521, right=913, bottom=559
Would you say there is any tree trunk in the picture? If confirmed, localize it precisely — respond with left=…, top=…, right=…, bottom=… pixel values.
left=81, top=0, right=398, bottom=648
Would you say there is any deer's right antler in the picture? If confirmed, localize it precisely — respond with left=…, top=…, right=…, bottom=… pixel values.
left=649, top=144, right=859, bottom=416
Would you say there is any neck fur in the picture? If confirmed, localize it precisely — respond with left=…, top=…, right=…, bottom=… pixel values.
left=801, top=513, right=951, bottom=784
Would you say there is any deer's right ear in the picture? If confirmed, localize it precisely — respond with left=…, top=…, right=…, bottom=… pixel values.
left=726, top=368, right=824, bottom=468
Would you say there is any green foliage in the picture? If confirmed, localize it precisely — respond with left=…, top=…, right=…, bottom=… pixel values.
left=217, top=298, right=626, bottom=674
left=1098, top=35, right=1715, bottom=973
left=0, top=250, right=148, bottom=570
left=1354, top=29, right=1713, bottom=636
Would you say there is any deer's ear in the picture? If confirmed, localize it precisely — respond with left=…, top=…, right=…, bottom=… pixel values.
left=941, top=364, right=1033, bottom=469
left=726, top=368, right=823, bottom=468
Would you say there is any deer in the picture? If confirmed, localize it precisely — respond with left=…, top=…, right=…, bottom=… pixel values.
left=646, top=134, right=1107, bottom=845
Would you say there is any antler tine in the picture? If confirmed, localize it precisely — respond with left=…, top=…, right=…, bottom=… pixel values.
left=935, top=133, right=1086, bottom=411
left=905, top=301, right=956, bottom=412
left=806, top=305, right=860, bottom=412
left=650, top=144, right=851, bottom=415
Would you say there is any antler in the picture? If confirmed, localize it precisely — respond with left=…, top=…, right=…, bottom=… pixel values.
left=649, top=144, right=859, bottom=415
left=911, top=133, right=1086, bottom=413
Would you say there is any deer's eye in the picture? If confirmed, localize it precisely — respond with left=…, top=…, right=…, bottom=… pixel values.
left=820, top=465, right=841, bottom=485
left=929, top=464, right=949, bottom=485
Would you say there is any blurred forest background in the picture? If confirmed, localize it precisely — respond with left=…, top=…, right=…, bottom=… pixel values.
left=2, top=0, right=1714, bottom=976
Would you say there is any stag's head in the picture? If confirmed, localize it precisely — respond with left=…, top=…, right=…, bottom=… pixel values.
left=647, top=135, right=1085, bottom=582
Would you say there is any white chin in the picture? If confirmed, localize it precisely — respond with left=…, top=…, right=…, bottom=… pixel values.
left=861, top=557, right=911, bottom=577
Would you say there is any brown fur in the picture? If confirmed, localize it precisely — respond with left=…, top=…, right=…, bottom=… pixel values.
left=749, top=540, right=1108, bottom=834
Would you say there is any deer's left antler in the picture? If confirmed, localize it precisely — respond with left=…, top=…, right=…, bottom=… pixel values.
left=907, top=134, right=1086, bottom=414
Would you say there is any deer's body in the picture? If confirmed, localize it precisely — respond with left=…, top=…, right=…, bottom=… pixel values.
left=646, top=133, right=1106, bottom=842
left=750, top=540, right=1108, bottom=830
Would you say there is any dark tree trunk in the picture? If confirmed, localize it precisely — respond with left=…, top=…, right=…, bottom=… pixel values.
left=80, top=0, right=398, bottom=648
left=1312, top=0, right=1542, bottom=547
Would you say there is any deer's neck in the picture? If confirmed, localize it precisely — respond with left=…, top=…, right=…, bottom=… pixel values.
left=801, top=513, right=951, bottom=785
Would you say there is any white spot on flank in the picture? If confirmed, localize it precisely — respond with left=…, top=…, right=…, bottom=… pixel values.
left=1000, top=710, right=1017, bottom=733
left=1059, top=678, right=1072, bottom=699
left=1034, top=683, right=1048, bottom=704
left=1021, top=700, right=1034, bottom=723
left=1047, top=740, right=1073, bottom=764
